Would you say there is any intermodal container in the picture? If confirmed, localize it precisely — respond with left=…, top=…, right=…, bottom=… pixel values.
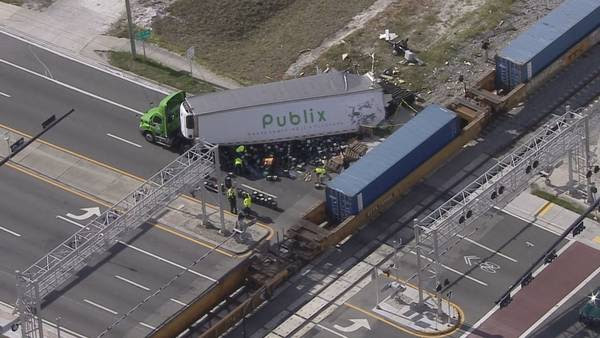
left=496, top=0, right=600, bottom=91
left=326, top=105, right=461, bottom=223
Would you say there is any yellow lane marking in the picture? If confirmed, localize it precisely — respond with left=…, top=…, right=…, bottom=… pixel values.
left=536, top=201, right=553, bottom=217
left=341, top=273, right=465, bottom=337
left=345, top=302, right=463, bottom=337
left=593, top=236, right=600, bottom=244
left=5, top=161, right=236, bottom=257
left=0, top=122, right=274, bottom=243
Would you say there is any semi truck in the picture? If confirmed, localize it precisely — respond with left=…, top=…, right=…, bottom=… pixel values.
left=139, top=71, right=393, bottom=148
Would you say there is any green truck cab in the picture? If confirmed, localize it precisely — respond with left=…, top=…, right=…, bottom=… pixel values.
left=139, top=91, right=190, bottom=150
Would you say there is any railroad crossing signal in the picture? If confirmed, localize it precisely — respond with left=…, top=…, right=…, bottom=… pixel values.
left=544, top=250, right=557, bottom=264
left=572, top=221, right=585, bottom=237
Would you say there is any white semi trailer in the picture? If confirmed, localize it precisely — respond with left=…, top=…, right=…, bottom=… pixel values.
left=179, top=71, right=391, bottom=145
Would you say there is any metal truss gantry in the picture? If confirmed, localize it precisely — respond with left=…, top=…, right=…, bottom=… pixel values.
left=16, top=141, right=218, bottom=338
left=413, top=101, right=600, bottom=316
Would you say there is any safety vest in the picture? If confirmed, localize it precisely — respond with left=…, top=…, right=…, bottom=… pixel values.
left=243, top=196, right=252, bottom=208
left=234, top=158, right=243, bottom=166
left=315, top=167, right=326, bottom=175
left=236, top=145, right=246, bottom=154
left=227, top=188, right=236, bottom=199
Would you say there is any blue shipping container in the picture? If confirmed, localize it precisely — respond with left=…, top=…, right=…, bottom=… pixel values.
left=496, top=0, right=600, bottom=90
left=326, top=104, right=461, bottom=223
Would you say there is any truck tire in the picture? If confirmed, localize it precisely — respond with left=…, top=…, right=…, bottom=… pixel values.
left=143, top=132, right=155, bottom=143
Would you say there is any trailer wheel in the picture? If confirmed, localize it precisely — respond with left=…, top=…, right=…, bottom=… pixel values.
left=143, top=132, right=154, bottom=143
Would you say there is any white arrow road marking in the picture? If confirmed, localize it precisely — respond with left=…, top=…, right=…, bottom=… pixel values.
left=83, top=299, right=118, bottom=315
left=0, top=91, right=10, bottom=97
left=107, top=133, right=142, bottom=148
left=333, top=318, right=371, bottom=332
left=66, top=207, right=101, bottom=221
left=464, top=255, right=480, bottom=267
left=457, top=234, right=517, bottom=262
left=0, top=225, right=21, bottom=237
left=317, top=324, right=349, bottom=338
left=410, top=251, right=488, bottom=287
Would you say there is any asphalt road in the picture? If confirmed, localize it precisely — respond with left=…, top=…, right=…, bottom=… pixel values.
left=0, top=32, right=253, bottom=337
left=0, top=145, right=239, bottom=337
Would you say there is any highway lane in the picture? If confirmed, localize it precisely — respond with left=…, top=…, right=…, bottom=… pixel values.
left=0, top=62, right=178, bottom=178
left=0, top=31, right=168, bottom=112
left=0, top=164, right=240, bottom=336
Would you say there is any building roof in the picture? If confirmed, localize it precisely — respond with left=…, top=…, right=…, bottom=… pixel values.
left=498, top=0, right=600, bottom=65
left=186, top=71, right=377, bottom=115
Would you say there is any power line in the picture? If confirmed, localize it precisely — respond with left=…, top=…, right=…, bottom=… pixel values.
left=98, top=231, right=237, bottom=337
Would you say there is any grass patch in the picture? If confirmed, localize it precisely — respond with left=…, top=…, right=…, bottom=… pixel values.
left=152, top=0, right=375, bottom=84
left=1, top=0, right=24, bottom=5
left=531, top=188, right=595, bottom=219
left=108, top=51, right=216, bottom=94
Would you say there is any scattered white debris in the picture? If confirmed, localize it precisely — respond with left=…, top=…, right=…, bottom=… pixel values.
left=379, top=29, right=398, bottom=41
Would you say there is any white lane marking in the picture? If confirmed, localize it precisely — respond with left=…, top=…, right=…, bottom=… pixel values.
left=83, top=299, right=118, bottom=315
left=409, top=251, right=488, bottom=287
left=170, top=298, right=187, bottom=306
left=457, top=234, right=517, bottom=262
left=117, top=240, right=218, bottom=282
left=520, top=265, right=600, bottom=338
left=115, top=275, right=151, bottom=291
left=316, top=323, right=349, bottom=338
left=496, top=206, right=565, bottom=237
left=56, top=215, right=218, bottom=282
left=0, top=225, right=21, bottom=237
left=56, top=215, right=85, bottom=228
left=139, top=322, right=157, bottom=330
left=107, top=133, right=142, bottom=148
left=0, top=57, right=143, bottom=115
left=460, top=239, right=576, bottom=338
left=0, top=299, right=87, bottom=338
left=0, top=30, right=170, bottom=95
left=0, top=91, right=10, bottom=97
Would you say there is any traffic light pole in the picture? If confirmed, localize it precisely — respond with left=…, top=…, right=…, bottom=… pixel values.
left=496, top=196, right=600, bottom=307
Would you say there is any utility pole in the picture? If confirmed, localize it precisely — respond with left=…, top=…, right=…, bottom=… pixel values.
left=124, top=0, right=137, bottom=58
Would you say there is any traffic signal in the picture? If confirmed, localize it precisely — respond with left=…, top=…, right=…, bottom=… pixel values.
left=544, top=250, right=557, bottom=264
left=572, top=221, right=585, bottom=237
left=521, top=273, right=534, bottom=287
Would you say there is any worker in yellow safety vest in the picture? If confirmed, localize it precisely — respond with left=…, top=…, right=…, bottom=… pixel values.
left=234, top=157, right=243, bottom=176
left=227, top=187, right=237, bottom=214
left=236, top=145, right=246, bottom=155
left=242, top=193, right=252, bottom=216
left=315, top=166, right=330, bottom=184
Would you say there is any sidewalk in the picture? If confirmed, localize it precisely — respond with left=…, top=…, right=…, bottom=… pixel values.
left=0, top=300, right=80, bottom=338
left=0, top=1, right=241, bottom=89
left=0, top=125, right=271, bottom=256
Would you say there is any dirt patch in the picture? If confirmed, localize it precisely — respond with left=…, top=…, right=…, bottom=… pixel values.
left=1, top=0, right=54, bottom=9
left=150, top=0, right=376, bottom=84
left=303, top=0, right=560, bottom=105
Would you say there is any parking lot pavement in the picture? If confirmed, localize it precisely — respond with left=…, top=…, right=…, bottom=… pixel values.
left=308, top=209, right=565, bottom=338
left=470, top=241, right=600, bottom=338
